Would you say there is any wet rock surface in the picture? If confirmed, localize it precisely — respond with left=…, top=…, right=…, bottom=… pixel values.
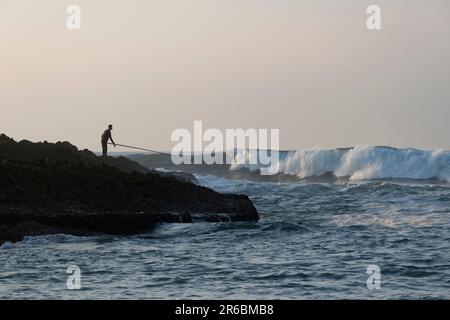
left=0, top=135, right=259, bottom=245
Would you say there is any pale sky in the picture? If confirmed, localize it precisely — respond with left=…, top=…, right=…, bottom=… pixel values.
left=1, top=0, right=450, bottom=151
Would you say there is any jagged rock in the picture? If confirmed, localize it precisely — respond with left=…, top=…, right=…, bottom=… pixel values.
left=0, top=133, right=197, bottom=183
left=0, top=134, right=259, bottom=246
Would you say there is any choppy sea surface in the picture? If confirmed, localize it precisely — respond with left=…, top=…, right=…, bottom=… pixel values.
left=1, top=147, right=450, bottom=299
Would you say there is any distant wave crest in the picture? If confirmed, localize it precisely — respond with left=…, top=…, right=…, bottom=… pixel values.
left=231, top=146, right=450, bottom=182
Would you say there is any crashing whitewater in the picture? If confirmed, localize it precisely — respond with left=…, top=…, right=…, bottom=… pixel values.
left=230, top=146, right=450, bottom=182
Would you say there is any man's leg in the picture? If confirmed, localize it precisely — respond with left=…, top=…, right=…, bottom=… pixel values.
left=102, top=143, right=107, bottom=158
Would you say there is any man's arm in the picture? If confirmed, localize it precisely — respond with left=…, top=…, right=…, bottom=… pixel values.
left=109, top=134, right=116, bottom=147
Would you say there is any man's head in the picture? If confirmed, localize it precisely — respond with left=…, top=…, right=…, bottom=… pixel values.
left=108, top=124, right=113, bottom=130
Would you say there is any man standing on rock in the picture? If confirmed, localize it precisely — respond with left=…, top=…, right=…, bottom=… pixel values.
left=101, top=124, right=116, bottom=158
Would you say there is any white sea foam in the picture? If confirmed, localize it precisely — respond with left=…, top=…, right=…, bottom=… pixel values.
left=230, top=146, right=450, bottom=182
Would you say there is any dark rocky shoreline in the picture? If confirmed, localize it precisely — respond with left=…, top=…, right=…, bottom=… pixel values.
left=0, top=134, right=259, bottom=246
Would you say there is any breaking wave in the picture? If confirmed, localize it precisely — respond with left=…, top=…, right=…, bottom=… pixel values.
left=231, top=146, right=450, bottom=182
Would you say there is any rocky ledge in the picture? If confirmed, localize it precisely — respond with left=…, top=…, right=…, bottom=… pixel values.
left=0, top=134, right=258, bottom=245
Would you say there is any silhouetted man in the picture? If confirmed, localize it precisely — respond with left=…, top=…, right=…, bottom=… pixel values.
left=101, top=124, right=116, bottom=157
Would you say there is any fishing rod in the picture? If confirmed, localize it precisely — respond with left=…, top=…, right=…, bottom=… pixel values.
left=108, top=143, right=171, bottom=156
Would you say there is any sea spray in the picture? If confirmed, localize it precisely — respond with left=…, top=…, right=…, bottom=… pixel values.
left=230, top=146, right=450, bottom=182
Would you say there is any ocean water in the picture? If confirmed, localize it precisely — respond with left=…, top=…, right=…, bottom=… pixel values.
left=1, top=146, right=450, bottom=299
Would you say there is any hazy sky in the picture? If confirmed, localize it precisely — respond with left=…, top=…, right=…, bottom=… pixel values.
left=1, top=0, right=450, bottom=151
